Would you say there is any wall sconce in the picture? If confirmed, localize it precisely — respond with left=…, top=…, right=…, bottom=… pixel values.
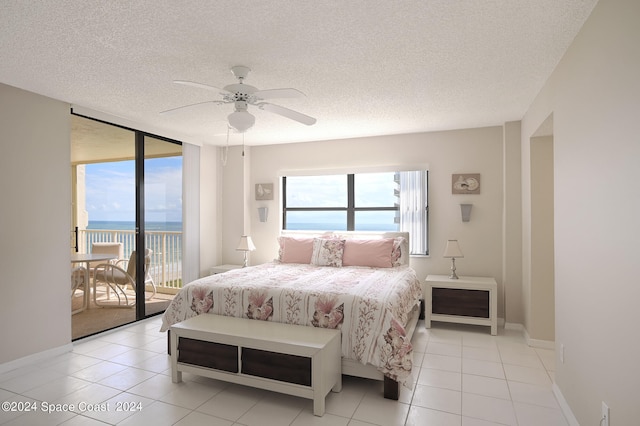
left=258, top=207, right=269, bottom=222
left=460, top=204, right=473, bottom=222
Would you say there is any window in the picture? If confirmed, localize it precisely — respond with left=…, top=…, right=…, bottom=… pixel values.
left=282, top=171, right=428, bottom=255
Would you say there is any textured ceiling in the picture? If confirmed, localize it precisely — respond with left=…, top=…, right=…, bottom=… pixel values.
left=0, top=0, right=598, bottom=146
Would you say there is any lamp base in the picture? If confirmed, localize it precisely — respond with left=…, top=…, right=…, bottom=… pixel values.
left=449, top=258, right=459, bottom=279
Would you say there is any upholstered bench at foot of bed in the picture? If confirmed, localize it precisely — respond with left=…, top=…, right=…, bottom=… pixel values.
left=167, top=301, right=421, bottom=402
left=169, top=314, right=342, bottom=416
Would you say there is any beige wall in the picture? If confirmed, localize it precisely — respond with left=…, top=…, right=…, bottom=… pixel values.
left=529, top=136, right=555, bottom=342
left=503, top=121, right=524, bottom=325
left=0, top=83, right=72, bottom=364
left=222, top=127, right=514, bottom=320
left=521, top=0, right=640, bottom=423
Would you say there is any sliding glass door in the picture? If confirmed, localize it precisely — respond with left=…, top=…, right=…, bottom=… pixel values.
left=141, top=135, right=183, bottom=319
left=70, top=114, right=182, bottom=339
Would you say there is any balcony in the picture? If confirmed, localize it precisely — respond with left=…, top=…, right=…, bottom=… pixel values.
left=78, top=228, right=183, bottom=294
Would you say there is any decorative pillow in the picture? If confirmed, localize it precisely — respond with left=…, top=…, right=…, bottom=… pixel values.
left=391, top=237, right=405, bottom=267
left=277, top=236, right=315, bottom=264
left=310, top=238, right=346, bottom=267
left=342, top=238, right=395, bottom=268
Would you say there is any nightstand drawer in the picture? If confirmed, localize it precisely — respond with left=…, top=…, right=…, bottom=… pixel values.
left=432, top=288, right=489, bottom=318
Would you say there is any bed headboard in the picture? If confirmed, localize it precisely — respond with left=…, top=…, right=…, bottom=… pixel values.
left=280, top=230, right=410, bottom=266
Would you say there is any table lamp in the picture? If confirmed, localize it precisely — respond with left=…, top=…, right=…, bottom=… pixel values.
left=443, top=239, right=463, bottom=279
left=236, top=235, right=256, bottom=267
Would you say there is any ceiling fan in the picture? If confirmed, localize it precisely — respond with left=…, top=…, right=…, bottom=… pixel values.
left=162, top=65, right=316, bottom=133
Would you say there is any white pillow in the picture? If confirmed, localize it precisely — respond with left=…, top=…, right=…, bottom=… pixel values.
left=310, top=238, right=345, bottom=267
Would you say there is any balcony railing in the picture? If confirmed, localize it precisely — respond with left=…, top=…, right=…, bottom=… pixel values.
left=78, top=229, right=182, bottom=293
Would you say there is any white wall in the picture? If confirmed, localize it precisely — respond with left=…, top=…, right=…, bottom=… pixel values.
left=198, top=144, right=221, bottom=277
left=0, top=83, right=71, bottom=364
left=521, top=0, right=640, bottom=423
left=233, top=127, right=513, bottom=320
left=220, top=145, right=254, bottom=267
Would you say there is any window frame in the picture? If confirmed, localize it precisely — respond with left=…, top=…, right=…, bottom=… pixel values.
left=282, top=172, right=429, bottom=255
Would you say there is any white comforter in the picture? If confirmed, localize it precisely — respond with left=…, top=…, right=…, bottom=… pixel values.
left=161, top=262, right=422, bottom=383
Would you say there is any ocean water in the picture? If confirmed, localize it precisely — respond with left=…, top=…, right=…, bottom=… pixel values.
left=86, top=221, right=183, bottom=262
left=85, top=221, right=396, bottom=264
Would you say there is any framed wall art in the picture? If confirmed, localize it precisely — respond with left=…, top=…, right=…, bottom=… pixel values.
left=255, top=183, right=273, bottom=200
left=452, top=173, right=480, bottom=194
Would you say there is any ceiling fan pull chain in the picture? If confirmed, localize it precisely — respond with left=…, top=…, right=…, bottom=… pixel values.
left=221, top=125, right=230, bottom=166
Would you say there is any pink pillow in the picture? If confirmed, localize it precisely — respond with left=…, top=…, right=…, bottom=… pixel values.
left=342, top=238, right=394, bottom=268
left=278, top=237, right=314, bottom=264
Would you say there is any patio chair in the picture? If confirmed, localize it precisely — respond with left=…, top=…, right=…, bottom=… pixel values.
left=89, top=242, right=123, bottom=272
left=93, top=249, right=156, bottom=308
left=71, top=266, right=87, bottom=314
left=90, top=242, right=124, bottom=300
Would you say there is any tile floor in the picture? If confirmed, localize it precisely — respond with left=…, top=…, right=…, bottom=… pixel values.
left=0, top=316, right=568, bottom=425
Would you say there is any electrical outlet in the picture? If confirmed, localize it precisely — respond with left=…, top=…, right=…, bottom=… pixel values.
left=560, top=344, right=565, bottom=364
left=601, top=401, right=610, bottom=426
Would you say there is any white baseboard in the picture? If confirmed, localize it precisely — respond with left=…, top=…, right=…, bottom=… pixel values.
left=527, top=338, right=555, bottom=350
left=499, top=323, right=576, bottom=423
left=504, top=322, right=523, bottom=331
left=0, top=343, right=73, bottom=375
left=523, top=328, right=556, bottom=349
left=504, top=322, right=555, bottom=349
left=553, top=383, right=580, bottom=426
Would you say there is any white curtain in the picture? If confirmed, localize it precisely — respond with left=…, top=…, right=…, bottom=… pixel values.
left=182, top=142, right=200, bottom=284
left=399, top=171, right=428, bottom=254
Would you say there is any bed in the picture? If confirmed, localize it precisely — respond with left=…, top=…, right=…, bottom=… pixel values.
left=161, top=231, right=423, bottom=398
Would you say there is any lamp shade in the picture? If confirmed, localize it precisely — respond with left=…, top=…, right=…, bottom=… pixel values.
left=443, top=240, right=463, bottom=258
left=236, top=235, right=256, bottom=252
left=228, top=110, right=255, bottom=133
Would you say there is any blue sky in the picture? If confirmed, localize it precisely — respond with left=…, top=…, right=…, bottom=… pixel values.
left=85, top=157, right=182, bottom=223
left=286, top=173, right=396, bottom=209
left=285, top=172, right=399, bottom=228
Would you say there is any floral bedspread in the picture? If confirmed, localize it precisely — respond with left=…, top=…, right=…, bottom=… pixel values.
left=161, top=262, right=422, bottom=383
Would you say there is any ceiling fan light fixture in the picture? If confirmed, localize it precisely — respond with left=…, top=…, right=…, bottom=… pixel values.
left=169, top=66, right=315, bottom=131
left=228, top=110, right=255, bottom=133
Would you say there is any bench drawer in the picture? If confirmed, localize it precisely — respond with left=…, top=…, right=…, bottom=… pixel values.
left=178, top=337, right=238, bottom=372
left=242, top=347, right=312, bottom=386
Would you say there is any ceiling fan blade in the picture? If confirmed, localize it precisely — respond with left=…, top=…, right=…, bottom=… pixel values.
left=258, top=103, right=316, bottom=126
left=253, top=88, right=306, bottom=100
left=173, top=80, right=231, bottom=96
left=159, top=100, right=220, bottom=114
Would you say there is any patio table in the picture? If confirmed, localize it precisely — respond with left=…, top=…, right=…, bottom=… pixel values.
left=71, top=253, right=117, bottom=313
